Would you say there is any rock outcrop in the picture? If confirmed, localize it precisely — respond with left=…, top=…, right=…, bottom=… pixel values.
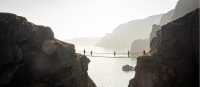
left=160, top=9, right=175, bottom=26
left=128, top=8, right=199, bottom=87
left=0, top=13, right=96, bottom=87
left=172, top=0, right=198, bottom=20
left=122, top=65, right=135, bottom=72
left=131, top=9, right=174, bottom=56
left=149, top=24, right=161, bottom=41
left=130, top=9, right=175, bottom=56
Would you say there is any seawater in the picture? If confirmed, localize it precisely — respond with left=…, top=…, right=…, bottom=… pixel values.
left=76, top=46, right=136, bottom=87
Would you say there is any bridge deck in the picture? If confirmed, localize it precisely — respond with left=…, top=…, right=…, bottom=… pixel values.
left=85, top=55, right=133, bottom=58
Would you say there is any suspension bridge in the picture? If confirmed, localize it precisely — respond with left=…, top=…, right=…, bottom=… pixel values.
left=78, top=50, right=147, bottom=58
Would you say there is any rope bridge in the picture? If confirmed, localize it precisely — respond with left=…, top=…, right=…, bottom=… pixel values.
left=77, top=50, right=146, bottom=58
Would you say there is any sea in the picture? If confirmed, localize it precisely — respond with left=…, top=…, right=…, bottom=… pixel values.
left=75, top=45, right=137, bottom=87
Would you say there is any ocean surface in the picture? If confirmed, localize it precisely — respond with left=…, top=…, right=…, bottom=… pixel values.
left=76, top=46, right=137, bottom=87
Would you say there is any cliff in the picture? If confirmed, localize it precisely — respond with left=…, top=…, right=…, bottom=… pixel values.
left=128, top=8, right=199, bottom=87
left=96, top=14, right=162, bottom=50
left=130, top=9, right=173, bottom=56
left=0, top=13, right=96, bottom=87
left=172, top=0, right=198, bottom=20
left=160, top=9, right=175, bottom=26
left=149, top=24, right=161, bottom=41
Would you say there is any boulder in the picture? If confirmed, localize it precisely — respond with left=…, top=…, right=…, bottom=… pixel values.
left=122, top=65, right=135, bottom=72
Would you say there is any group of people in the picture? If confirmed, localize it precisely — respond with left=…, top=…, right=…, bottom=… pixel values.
left=83, top=49, right=146, bottom=57
left=83, top=49, right=132, bottom=57
left=83, top=49, right=93, bottom=56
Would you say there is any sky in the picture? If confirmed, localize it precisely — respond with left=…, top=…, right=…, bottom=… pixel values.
left=0, top=0, right=178, bottom=40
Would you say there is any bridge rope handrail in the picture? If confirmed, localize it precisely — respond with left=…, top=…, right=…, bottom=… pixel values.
left=77, top=49, right=149, bottom=58
left=80, top=51, right=142, bottom=55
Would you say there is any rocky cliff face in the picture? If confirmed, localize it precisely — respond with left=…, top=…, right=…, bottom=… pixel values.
left=149, top=24, right=161, bottom=41
left=149, top=0, right=199, bottom=43
left=0, top=13, right=96, bottom=87
left=172, top=0, right=198, bottom=20
left=130, top=9, right=173, bottom=55
left=130, top=10, right=174, bottom=56
left=128, top=9, right=199, bottom=87
left=160, top=9, right=175, bottom=26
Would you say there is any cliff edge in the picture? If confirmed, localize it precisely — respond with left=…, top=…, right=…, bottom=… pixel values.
left=0, top=13, right=96, bottom=87
left=128, top=9, right=199, bottom=87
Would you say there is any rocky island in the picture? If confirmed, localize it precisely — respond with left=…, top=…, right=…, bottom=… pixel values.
left=0, top=13, right=96, bottom=87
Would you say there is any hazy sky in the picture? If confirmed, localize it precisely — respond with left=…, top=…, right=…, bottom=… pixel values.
left=0, top=0, right=178, bottom=40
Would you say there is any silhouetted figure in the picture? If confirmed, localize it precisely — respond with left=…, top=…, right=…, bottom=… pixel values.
left=143, top=50, right=146, bottom=55
left=83, top=49, right=86, bottom=55
left=128, top=50, right=130, bottom=57
left=90, top=50, right=93, bottom=56
left=114, top=51, right=116, bottom=57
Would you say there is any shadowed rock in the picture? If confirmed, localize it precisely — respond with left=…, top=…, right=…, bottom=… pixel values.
left=122, top=65, right=135, bottom=72
left=128, top=9, right=199, bottom=87
left=0, top=13, right=96, bottom=87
